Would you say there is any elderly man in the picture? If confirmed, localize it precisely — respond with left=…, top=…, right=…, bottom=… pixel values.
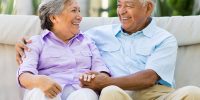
left=16, top=0, right=200, bottom=100
left=79, top=0, right=200, bottom=100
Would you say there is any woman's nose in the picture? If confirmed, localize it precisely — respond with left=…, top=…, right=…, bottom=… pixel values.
left=76, top=14, right=82, bottom=20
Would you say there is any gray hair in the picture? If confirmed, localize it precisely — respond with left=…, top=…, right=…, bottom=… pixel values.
left=39, top=0, right=71, bottom=30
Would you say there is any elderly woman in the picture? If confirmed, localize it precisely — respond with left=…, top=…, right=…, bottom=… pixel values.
left=17, top=0, right=110, bottom=100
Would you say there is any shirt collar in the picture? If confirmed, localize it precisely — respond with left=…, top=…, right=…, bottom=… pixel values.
left=114, top=17, right=156, bottom=38
left=41, top=29, right=84, bottom=42
left=41, top=29, right=50, bottom=39
left=142, top=17, right=157, bottom=38
left=113, top=24, right=121, bottom=36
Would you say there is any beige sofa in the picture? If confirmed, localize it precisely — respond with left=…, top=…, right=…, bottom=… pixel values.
left=0, top=15, right=200, bottom=100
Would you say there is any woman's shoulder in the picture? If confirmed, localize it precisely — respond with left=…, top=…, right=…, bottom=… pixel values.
left=27, top=35, right=44, bottom=50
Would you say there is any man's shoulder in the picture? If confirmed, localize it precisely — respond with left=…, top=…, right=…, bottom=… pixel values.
left=151, top=26, right=177, bottom=46
left=83, top=24, right=120, bottom=41
left=153, top=25, right=175, bottom=39
left=83, top=24, right=121, bottom=50
left=90, top=24, right=120, bottom=30
left=84, top=24, right=120, bottom=35
left=146, top=18, right=174, bottom=38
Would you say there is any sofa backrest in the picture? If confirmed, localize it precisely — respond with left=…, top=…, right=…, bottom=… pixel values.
left=0, top=15, right=200, bottom=100
left=1, top=15, right=200, bottom=46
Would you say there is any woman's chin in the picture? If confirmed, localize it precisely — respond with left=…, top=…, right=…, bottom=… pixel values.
left=74, top=30, right=80, bottom=35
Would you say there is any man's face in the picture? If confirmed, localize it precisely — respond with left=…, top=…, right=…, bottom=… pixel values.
left=117, top=0, right=152, bottom=34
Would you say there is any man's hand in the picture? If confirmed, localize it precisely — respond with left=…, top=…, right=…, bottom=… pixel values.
left=34, top=75, right=62, bottom=99
left=15, top=37, right=31, bottom=65
left=80, top=71, right=111, bottom=91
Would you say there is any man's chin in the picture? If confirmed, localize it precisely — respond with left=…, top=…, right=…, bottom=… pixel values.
left=121, top=25, right=128, bottom=31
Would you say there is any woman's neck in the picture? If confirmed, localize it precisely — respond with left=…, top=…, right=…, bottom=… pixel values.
left=51, top=29, right=71, bottom=43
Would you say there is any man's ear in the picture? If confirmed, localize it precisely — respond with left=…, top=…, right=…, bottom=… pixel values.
left=146, top=1, right=154, bottom=16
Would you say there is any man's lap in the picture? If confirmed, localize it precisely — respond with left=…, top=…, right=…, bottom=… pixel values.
left=100, top=85, right=200, bottom=100
left=99, top=85, right=174, bottom=100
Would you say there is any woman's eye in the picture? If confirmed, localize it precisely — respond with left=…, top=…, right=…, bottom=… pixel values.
left=72, top=9, right=76, bottom=12
left=127, top=5, right=132, bottom=8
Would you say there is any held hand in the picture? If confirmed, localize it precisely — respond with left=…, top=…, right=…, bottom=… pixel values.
left=15, top=37, right=32, bottom=65
left=34, top=75, right=62, bottom=99
left=79, top=72, right=96, bottom=87
left=79, top=73, right=96, bottom=82
left=80, top=72, right=111, bottom=91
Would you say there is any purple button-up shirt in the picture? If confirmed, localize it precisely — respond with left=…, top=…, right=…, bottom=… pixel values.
left=17, top=29, right=110, bottom=90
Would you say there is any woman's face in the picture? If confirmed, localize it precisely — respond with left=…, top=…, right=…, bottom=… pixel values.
left=53, top=0, right=82, bottom=42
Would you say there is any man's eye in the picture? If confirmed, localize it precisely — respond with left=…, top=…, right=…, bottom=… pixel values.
left=126, top=5, right=134, bottom=8
left=127, top=3, right=135, bottom=8
left=117, top=4, right=121, bottom=8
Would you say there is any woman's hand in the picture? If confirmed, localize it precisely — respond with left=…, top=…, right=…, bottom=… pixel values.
left=34, top=75, right=62, bottom=99
left=19, top=73, right=62, bottom=99
left=79, top=73, right=96, bottom=82
left=79, top=71, right=111, bottom=91
left=15, top=37, right=31, bottom=65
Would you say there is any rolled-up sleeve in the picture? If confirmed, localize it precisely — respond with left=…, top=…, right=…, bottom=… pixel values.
left=145, top=35, right=178, bottom=87
left=17, top=36, right=42, bottom=87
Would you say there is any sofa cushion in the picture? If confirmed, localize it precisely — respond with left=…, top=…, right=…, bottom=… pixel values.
left=0, top=15, right=41, bottom=45
left=155, top=16, right=200, bottom=46
left=175, top=44, right=200, bottom=88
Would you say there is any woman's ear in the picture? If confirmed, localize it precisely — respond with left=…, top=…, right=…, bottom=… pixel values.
left=49, top=15, right=57, bottom=24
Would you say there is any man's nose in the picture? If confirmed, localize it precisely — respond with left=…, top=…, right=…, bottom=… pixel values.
left=119, top=7, right=127, bottom=15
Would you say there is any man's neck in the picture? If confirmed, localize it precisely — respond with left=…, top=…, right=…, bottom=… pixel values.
left=123, top=17, right=152, bottom=35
